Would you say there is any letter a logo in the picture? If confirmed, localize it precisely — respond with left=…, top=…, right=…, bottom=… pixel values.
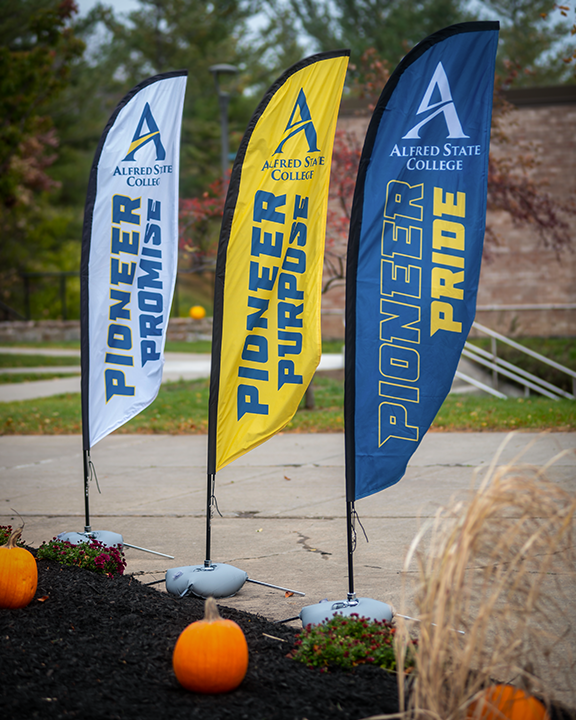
left=274, top=88, right=320, bottom=155
left=402, top=62, right=469, bottom=140
left=123, top=102, right=166, bottom=161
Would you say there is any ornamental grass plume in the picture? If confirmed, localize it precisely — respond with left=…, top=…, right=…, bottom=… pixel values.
left=385, top=434, right=576, bottom=720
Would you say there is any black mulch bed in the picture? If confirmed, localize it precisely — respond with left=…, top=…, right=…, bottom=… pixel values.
left=1, top=557, right=401, bottom=720
left=3, top=558, right=575, bottom=720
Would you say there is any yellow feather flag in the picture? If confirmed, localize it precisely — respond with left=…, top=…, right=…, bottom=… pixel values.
left=208, top=51, right=349, bottom=472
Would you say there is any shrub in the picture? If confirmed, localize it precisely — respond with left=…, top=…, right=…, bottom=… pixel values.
left=37, top=537, right=126, bottom=577
left=290, top=614, right=415, bottom=673
left=0, top=525, right=23, bottom=545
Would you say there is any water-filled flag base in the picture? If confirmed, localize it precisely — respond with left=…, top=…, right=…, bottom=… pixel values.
left=166, top=563, right=248, bottom=599
left=299, top=597, right=393, bottom=627
left=56, top=531, right=174, bottom=559
left=165, top=563, right=307, bottom=600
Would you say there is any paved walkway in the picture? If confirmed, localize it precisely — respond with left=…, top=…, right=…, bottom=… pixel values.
left=1, top=432, right=574, bottom=621
left=0, top=350, right=346, bottom=402
left=1, top=426, right=575, bottom=702
left=1, top=347, right=574, bottom=703
left=0, top=345, right=497, bottom=402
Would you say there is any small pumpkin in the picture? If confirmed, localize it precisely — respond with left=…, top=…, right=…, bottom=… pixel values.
left=189, top=305, right=206, bottom=320
left=173, top=596, right=248, bottom=693
left=468, top=684, right=549, bottom=720
left=0, top=527, right=38, bottom=609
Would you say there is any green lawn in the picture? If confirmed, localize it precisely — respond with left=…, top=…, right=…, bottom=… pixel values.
left=0, top=339, right=343, bottom=354
left=0, top=352, right=80, bottom=384
left=0, top=353, right=80, bottom=368
left=0, top=372, right=79, bottom=385
left=0, top=375, right=573, bottom=435
left=0, top=337, right=573, bottom=434
left=0, top=340, right=81, bottom=350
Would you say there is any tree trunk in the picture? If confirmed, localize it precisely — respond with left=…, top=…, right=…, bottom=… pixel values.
left=305, top=378, right=315, bottom=409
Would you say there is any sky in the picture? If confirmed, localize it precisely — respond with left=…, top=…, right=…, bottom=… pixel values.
left=74, top=0, right=268, bottom=36
left=76, top=0, right=140, bottom=16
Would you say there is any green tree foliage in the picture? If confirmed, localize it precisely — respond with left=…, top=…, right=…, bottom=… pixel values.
left=21, top=0, right=262, bottom=317
left=4, top=0, right=574, bottom=320
left=68, top=0, right=257, bottom=197
left=554, top=2, right=576, bottom=78
left=244, top=1, right=309, bottom=88
left=481, top=0, right=574, bottom=85
left=0, top=0, right=84, bottom=306
left=279, top=0, right=471, bottom=70
left=269, top=0, right=574, bottom=86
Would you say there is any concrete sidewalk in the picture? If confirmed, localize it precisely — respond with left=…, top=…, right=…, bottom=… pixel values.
left=1, top=432, right=574, bottom=627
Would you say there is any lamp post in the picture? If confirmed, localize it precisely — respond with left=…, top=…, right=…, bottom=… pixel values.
left=209, top=63, right=239, bottom=191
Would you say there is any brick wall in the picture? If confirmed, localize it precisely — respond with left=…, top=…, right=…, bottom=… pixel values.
left=323, top=86, right=576, bottom=340
left=475, top=90, right=576, bottom=337
left=2, top=90, right=573, bottom=345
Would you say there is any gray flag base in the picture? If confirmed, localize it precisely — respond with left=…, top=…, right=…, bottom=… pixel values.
left=165, top=562, right=306, bottom=600
left=56, top=531, right=174, bottom=559
left=299, top=596, right=393, bottom=627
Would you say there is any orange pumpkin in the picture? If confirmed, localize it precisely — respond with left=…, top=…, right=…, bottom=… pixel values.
left=189, top=305, right=206, bottom=320
left=468, top=685, right=549, bottom=720
left=0, top=527, right=38, bottom=609
left=173, top=596, right=248, bottom=693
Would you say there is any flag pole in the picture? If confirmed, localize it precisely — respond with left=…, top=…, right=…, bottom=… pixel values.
left=80, top=249, right=92, bottom=534
left=57, top=71, right=189, bottom=562
left=61, top=337, right=175, bottom=558
left=82, top=449, right=91, bottom=533
left=165, top=52, right=351, bottom=602
left=345, top=501, right=357, bottom=604
left=204, top=473, right=215, bottom=567
left=301, top=21, right=499, bottom=628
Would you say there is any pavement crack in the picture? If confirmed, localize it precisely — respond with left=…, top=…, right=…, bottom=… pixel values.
left=296, top=532, right=332, bottom=557
left=226, top=548, right=300, bottom=562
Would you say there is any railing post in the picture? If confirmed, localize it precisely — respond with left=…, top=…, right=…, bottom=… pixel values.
left=472, top=321, right=574, bottom=400
left=174, top=275, right=180, bottom=317
left=23, top=274, right=31, bottom=320
left=491, top=336, right=498, bottom=390
left=60, top=273, right=67, bottom=320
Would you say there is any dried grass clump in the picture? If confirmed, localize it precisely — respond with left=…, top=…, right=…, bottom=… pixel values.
left=394, top=435, right=576, bottom=720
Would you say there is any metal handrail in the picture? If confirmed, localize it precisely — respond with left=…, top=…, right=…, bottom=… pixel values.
left=473, top=322, right=576, bottom=380
left=0, top=300, right=25, bottom=321
left=462, top=346, right=570, bottom=400
left=463, top=343, right=574, bottom=400
left=454, top=370, right=508, bottom=399
left=462, top=321, right=576, bottom=400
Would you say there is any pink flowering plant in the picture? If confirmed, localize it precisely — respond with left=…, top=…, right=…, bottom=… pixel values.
left=0, top=525, right=24, bottom=545
left=290, top=614, right=416, bottom=672
left=37, top=537, right=126, bottom=577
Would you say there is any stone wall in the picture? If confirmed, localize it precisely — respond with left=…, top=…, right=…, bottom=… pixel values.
left=0, top=320, right=82, bottom=344
left=0, top=318, right=213, bottom=345
left=164, top=317, right=213, bottom=342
